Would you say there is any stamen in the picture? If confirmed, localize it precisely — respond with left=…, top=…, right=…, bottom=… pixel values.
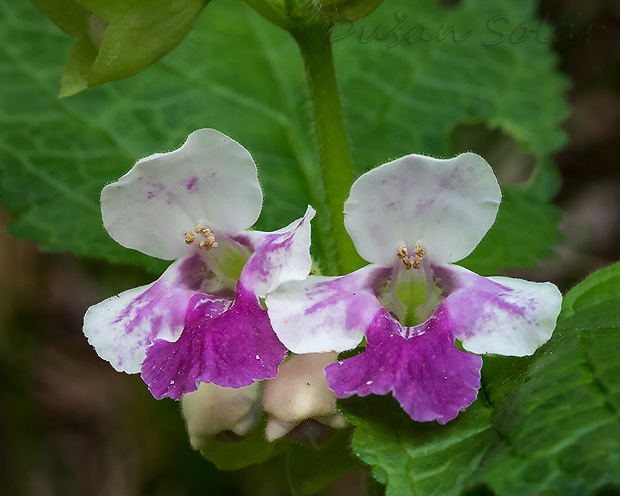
left=188, top=223, right=218, bottom=251
left=196, top=235, right=218, bottom=251
left=396, top=243, right=426, bottom=270
left=184, top=232, right=196, bottom=245
left=195, top=225, right=211, bottom=237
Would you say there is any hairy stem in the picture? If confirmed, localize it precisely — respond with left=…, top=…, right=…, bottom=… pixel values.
left=292, top=21, right=363, bottom=275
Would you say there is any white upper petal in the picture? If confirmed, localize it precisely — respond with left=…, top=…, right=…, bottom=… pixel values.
left=344, top=153, right=501, bottom=266
left=102, top=129, right=263, bottom=260
left=436, top=264, right=562, bottom=356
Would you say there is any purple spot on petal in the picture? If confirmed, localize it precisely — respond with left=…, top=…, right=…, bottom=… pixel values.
left=185, top=176, right=199, bottom=192
left=115, top=281, right=183, bottom=341
left=416, top=198, right=436, bottom=211
left=300, top=269, right=389, bottom=334
left=165, top=191, right=178, bottom=205
left=143, top=181, right=165, bottom=200
left=176, top=253, right=210, bottom=291
left=114, top=254, right=208, bottom=342
left=439, top=170, right=460, bottom=190
left=240, top=211, right=312, bottom=295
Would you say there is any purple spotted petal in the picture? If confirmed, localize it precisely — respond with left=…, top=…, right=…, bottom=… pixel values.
left=325, top=307, right=482, bottom=424
left=434, top=264, right=562, bottom=356
left=266, top=265, right=389, bottom=354
left=239, top=206, right=315, bottom=298
left=344, top=152, right=501, bottom=266
left=101, top=129, right=263, bottom=260
left=83, top=254, right=209, bottom=374
left=141, top=281, right=288, bottom=400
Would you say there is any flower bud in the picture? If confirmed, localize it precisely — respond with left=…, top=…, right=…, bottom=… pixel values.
left=313, top=0, right=383, bottom=23
left=181, top=381, right=262, bottom=449
left=262, top=352, right=348, bottom=442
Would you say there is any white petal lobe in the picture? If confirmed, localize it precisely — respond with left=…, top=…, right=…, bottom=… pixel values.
left=102, top=129, right=263, bottom=260
left=344, top=152, right=501, bottom=266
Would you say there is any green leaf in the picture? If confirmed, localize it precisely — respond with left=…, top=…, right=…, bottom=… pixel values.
left=200, top=421, right=362, bottom=495
left=461, top=159, right=563, bottom=275
left=2, top=0, right=566, bottom=273
left=339, top=395, right=498, bottom=496
left=199, top=419, right=281, bottom=471
left=335, top=0, right=568, bottom=275
left=30, top=0, right=208, bottom=96
left=339, top=262, right=620, bottom=496
left=561, top=261, right=620, bottom=321
left=473, top=264, right=620, bottom=495
left=287, top=427, right=363, bottom=495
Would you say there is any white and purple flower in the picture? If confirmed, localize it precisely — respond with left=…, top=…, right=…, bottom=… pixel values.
left=84, top=129, right=315, bottom=400
left=266, top=152, right=562, bottom=424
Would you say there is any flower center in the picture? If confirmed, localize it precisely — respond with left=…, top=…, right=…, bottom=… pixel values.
left=396, top=243, right=426, bottom=270
left=376, top=241, right=444, bottom=328
left=184, top=224, right=218, bottom=251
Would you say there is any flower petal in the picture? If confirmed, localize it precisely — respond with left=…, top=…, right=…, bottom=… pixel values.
left=344, top=153, right=501, bottom=266
left=102, top=129, right=263, bottom=260
left=83, top=254, right=208, bottom=374
left=325, top=307, right=482, bottom=424
left=435, top=264, right=562, bottom=356
left=141, top=281, right=288, bottom=400
left=238, top=206, right=315, bottom=298
left=266, top=265, right=388, bottom=354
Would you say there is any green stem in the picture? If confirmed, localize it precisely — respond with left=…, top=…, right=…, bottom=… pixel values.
left=291, top=22, right=363, bottom=275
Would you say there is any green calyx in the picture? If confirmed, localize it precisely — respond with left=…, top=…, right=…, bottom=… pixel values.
left=245, top=0, right=383, bottom=28
left=311, top=0, right=383, bottom=23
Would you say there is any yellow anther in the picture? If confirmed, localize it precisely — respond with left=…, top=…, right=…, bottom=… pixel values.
left=195, top=225, right=211, bottom=237
left=196, top=236, right=217, bottom=251
left=188, top=223, right=218, bottom=251
left=397, top=243, right=425, bottom=270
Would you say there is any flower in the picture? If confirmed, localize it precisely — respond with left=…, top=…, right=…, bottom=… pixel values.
left=266, top=152, right=562, bottom=424
left=84, top=129, right=315, bottom=400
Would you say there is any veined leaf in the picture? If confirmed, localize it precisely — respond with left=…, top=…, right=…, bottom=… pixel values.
left=1, top=0, right=567, bottom=274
